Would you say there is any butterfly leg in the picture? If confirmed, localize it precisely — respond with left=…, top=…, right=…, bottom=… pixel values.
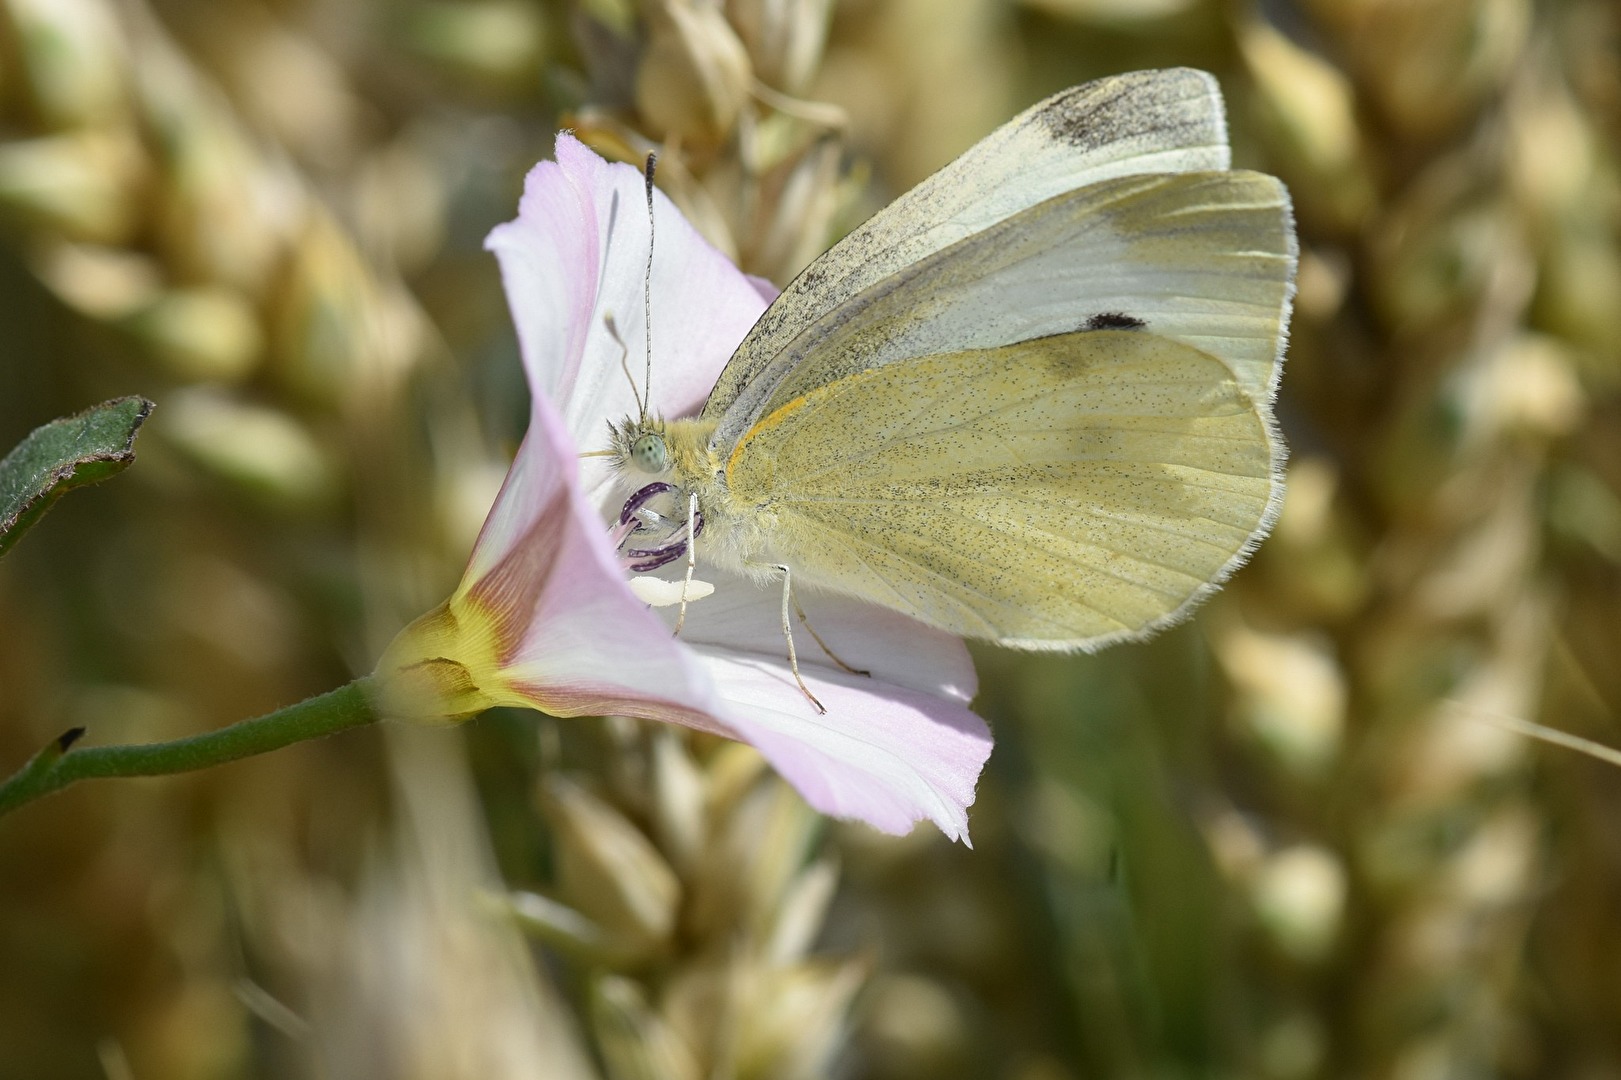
left=792, top=596, right=870, bottom=677
left=672, top=491, right=700, bottom=637
left=600, top=312, right=647, bottom=420
left=772, top=564, right=826, bottom=715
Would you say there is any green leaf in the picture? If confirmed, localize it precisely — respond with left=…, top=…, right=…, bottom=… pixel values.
left=0, top=396, right=154, bottom=558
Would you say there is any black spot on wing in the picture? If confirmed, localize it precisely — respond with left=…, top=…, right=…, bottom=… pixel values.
left=1084, top=312, right=1146, bottom=331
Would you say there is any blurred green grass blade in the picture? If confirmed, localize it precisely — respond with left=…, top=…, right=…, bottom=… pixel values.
left=0, top=396, right=154, bottom=558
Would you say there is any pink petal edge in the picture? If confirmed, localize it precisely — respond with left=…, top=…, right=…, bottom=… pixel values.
left=696, top=649, right=991, bottom=842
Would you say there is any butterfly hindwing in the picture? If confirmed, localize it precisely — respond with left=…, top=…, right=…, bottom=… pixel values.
left=723, top=330, right=1277, bottom=647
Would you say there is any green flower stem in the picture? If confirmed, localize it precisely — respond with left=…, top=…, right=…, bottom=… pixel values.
left=0, top=677, right=380, bottom=820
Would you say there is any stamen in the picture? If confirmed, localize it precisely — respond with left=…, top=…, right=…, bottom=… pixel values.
left=607, top=517, right=639, bottom=548
left=628, top=546, right=686, bottom=573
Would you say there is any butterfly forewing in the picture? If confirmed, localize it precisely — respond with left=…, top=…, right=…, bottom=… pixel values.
left=727, top=169, right=1293, bottom=433
left=724, top=331, right=1277, bottom=647
left=704, top=67, right=1236, bottom=447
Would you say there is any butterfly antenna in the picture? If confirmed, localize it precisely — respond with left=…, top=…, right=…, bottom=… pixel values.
left=641, top=151, right=657, bottom=425
left=603, top=312, right=645, bottom=420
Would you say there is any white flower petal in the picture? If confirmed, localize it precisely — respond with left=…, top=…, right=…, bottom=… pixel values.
left=693, top=648, right=992, bottom=842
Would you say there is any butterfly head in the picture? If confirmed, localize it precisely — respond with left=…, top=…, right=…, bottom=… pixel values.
left=609, top=416, right=672, bottom=478
left=603, top=415, right=719, bottom=581
left=608, top=415, right=720, bottom=481
left=629, top=431, right=668, bottom=474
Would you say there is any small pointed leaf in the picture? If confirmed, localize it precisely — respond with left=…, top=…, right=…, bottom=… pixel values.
left=0, top=396, right=153, bottom=558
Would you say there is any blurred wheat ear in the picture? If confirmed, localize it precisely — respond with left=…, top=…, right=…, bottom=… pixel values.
left=492, top=723, right=857, bottom=1080
left=4, top=0, right=1621, bottom=1077
left=1222, top=0, right=1620, bottom=1074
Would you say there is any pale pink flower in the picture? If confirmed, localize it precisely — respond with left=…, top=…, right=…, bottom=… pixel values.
left=375, top=134, right=991, bottom=841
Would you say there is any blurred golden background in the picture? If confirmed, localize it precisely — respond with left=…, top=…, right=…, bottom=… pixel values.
left=2, top=0, right=1620, bottom=1077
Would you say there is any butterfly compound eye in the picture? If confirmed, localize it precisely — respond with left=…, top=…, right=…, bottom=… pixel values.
left=630, top=432, right=669, bottom=474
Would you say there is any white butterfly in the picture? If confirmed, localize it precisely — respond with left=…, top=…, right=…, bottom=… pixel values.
left=608, top=68, right=1296, bottom=703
